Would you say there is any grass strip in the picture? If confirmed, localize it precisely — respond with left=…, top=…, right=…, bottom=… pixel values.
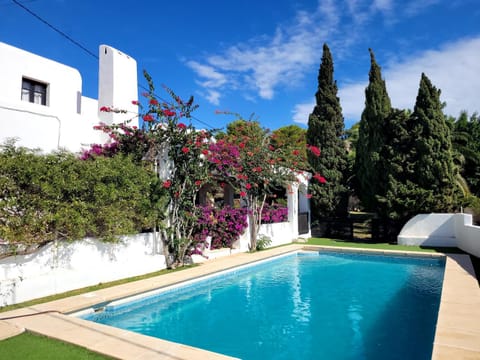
left=306, top=237, right=466, bottom=253
left=0, top=331, right=112, bottom=359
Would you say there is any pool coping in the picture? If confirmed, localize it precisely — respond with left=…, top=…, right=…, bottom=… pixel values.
left=0, top=244, right=479, bottom=359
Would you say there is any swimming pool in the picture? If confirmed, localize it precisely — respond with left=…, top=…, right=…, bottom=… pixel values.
left=80, top=251, right=445, bottom=359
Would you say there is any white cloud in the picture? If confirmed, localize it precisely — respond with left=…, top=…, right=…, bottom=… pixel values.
left=373, top=0, right=393, bottom=12
left=299, top=36, right=480, bottom=126
left=186, top=61, right=227, bottom=89
left=292, top=101, right=315, bottom=124
left=404, top=0, right=441, bottom=17
left=186, top=0, right=340, bottom=105
left=386, top=37, right=480, bottom=117
left=187, top=0, right=480, bottom=125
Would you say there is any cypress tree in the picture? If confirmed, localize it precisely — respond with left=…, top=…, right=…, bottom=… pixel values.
left=355, top=48, right=392, bottom=211
left=452, top=112, right=480, bottom=197
left=376, top=109, right=415, bottom=219
left=307, top=43, right=348, bottom=219
left=407, top=73, right=458, bottom=212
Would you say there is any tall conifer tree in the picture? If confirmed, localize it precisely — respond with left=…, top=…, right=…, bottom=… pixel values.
left=355, top=49, right=392, bottom=211
left=307, top=43, right=348, bottom=218
left=407, top=73, right=458, bottom=212
left=376, top=109, right=415, bottom=219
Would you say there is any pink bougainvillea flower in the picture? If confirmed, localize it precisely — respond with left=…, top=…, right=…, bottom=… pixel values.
left=163, top=180, right=172, bottom=188
left=201, top=149, right=209, bottom=155
left=177, top=123, right=187, bottom=129
left=240, top=191, right=247, bottom=197
left=149, top=99, right=159, bottom=105
left=163, top=109, right=176, bottom=117
left=246, top=183, right=252, bottom=190
left=292, top=149, right=300, bottom=156
left=99, top=106, right=111, bottom=112
left=181, top=147, right=190, bottom=153
left=131, top=100, right=139, bottom=105
left=195, top=180, right=202, bottom=186
left=239, top=143, right=245, bottom=149
left=313, top=173, right=327, bottom=183
left=142, top=114, right=154, bottom=122
left=308, top=145, right=321, bottom=157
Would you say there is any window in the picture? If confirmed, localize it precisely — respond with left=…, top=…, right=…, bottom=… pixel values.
left=21, top=78, right=47, bottom=105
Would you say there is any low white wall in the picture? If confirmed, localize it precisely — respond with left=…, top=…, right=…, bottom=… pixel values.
left=455, top=214, right=480, bottom=258
left=259, top=222, right=297, bottom=247
left=397, top=214, right=457, bottom=247
left=1, top=208, right=311, bottom=306
left=236, top=216, right=309, bottom=252
left=398, top=213, right=480, bottom=257
left=0, top=233, right=165, bottom=306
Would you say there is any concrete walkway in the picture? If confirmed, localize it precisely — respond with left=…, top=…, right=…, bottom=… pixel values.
left=0, top=244, right=479, bottom=359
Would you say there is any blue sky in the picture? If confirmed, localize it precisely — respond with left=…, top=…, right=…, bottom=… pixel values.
left=1, top=0, right=479, bottom=131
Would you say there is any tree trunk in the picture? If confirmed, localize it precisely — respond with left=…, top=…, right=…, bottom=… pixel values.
left=249, top=212, right=257, bottom=251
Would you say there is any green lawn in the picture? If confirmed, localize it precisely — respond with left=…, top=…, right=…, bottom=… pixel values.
left=306, top=237, right=465, bottom=253
left=0, top=332, right=111, bottom=359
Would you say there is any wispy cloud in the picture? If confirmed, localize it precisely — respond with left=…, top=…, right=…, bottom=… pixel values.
left=186, top=0, right=479, bottom=126
left=185, top=61, right=227, bottom=105
left=293, top=36, right=480, bottom=126
left=186, top=0, right=432, bottom=107
left=186, top=0, right=340, bottom=105
left=386, top=36, right=480, bottom=117
left=404, top=0, right=441, bottom=16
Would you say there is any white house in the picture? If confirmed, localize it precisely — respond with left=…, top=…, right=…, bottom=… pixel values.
left=0, top=42, right=138, bottom=153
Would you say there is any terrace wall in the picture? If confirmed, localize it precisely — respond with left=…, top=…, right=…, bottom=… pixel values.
left=398, top=213, right=480, bottom=257
left=0, top=214, right=308, bottom=306
left=0, top=233, right=164, bottom=306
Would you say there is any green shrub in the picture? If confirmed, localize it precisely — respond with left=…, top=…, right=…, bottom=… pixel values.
left=255, top=235, right=272, bottom=251
left=0, top=142, right=165, bottom=249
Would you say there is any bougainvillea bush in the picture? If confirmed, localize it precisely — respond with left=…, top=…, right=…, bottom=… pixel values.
left=206, top=117, right=326, bottom=250
left=193, top=206, right=248, bottom=250
left=261, top=203, right=288, bottom=224
left=84, top=71, right=326, bottom=264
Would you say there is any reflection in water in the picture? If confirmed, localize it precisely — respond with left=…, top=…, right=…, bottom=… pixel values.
left=348, top=299, right=366, bottom=360
left=84, top=253, right=444, bottom=360
left=291, top=258, right=311, bottom=324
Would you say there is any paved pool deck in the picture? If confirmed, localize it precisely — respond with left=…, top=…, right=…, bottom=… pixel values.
left=0, top=244, right=479, bottom=359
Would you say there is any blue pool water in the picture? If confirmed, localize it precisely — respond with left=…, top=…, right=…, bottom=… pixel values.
left=82, top=251, right=445, bottom=359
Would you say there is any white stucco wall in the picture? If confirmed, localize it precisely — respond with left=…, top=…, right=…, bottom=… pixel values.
left=397, top=214, right=457, bottom=247
left=398, top=213, right=480, bottom=257
left=98, top=45, right=139, bottom=130
left=0, top=42, right=138, bottom=153
left=454, top=214, right=480, bottom=258
left=0, top=42, right=82, bottom=113
left=0, top=233, right=165, bottom=306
